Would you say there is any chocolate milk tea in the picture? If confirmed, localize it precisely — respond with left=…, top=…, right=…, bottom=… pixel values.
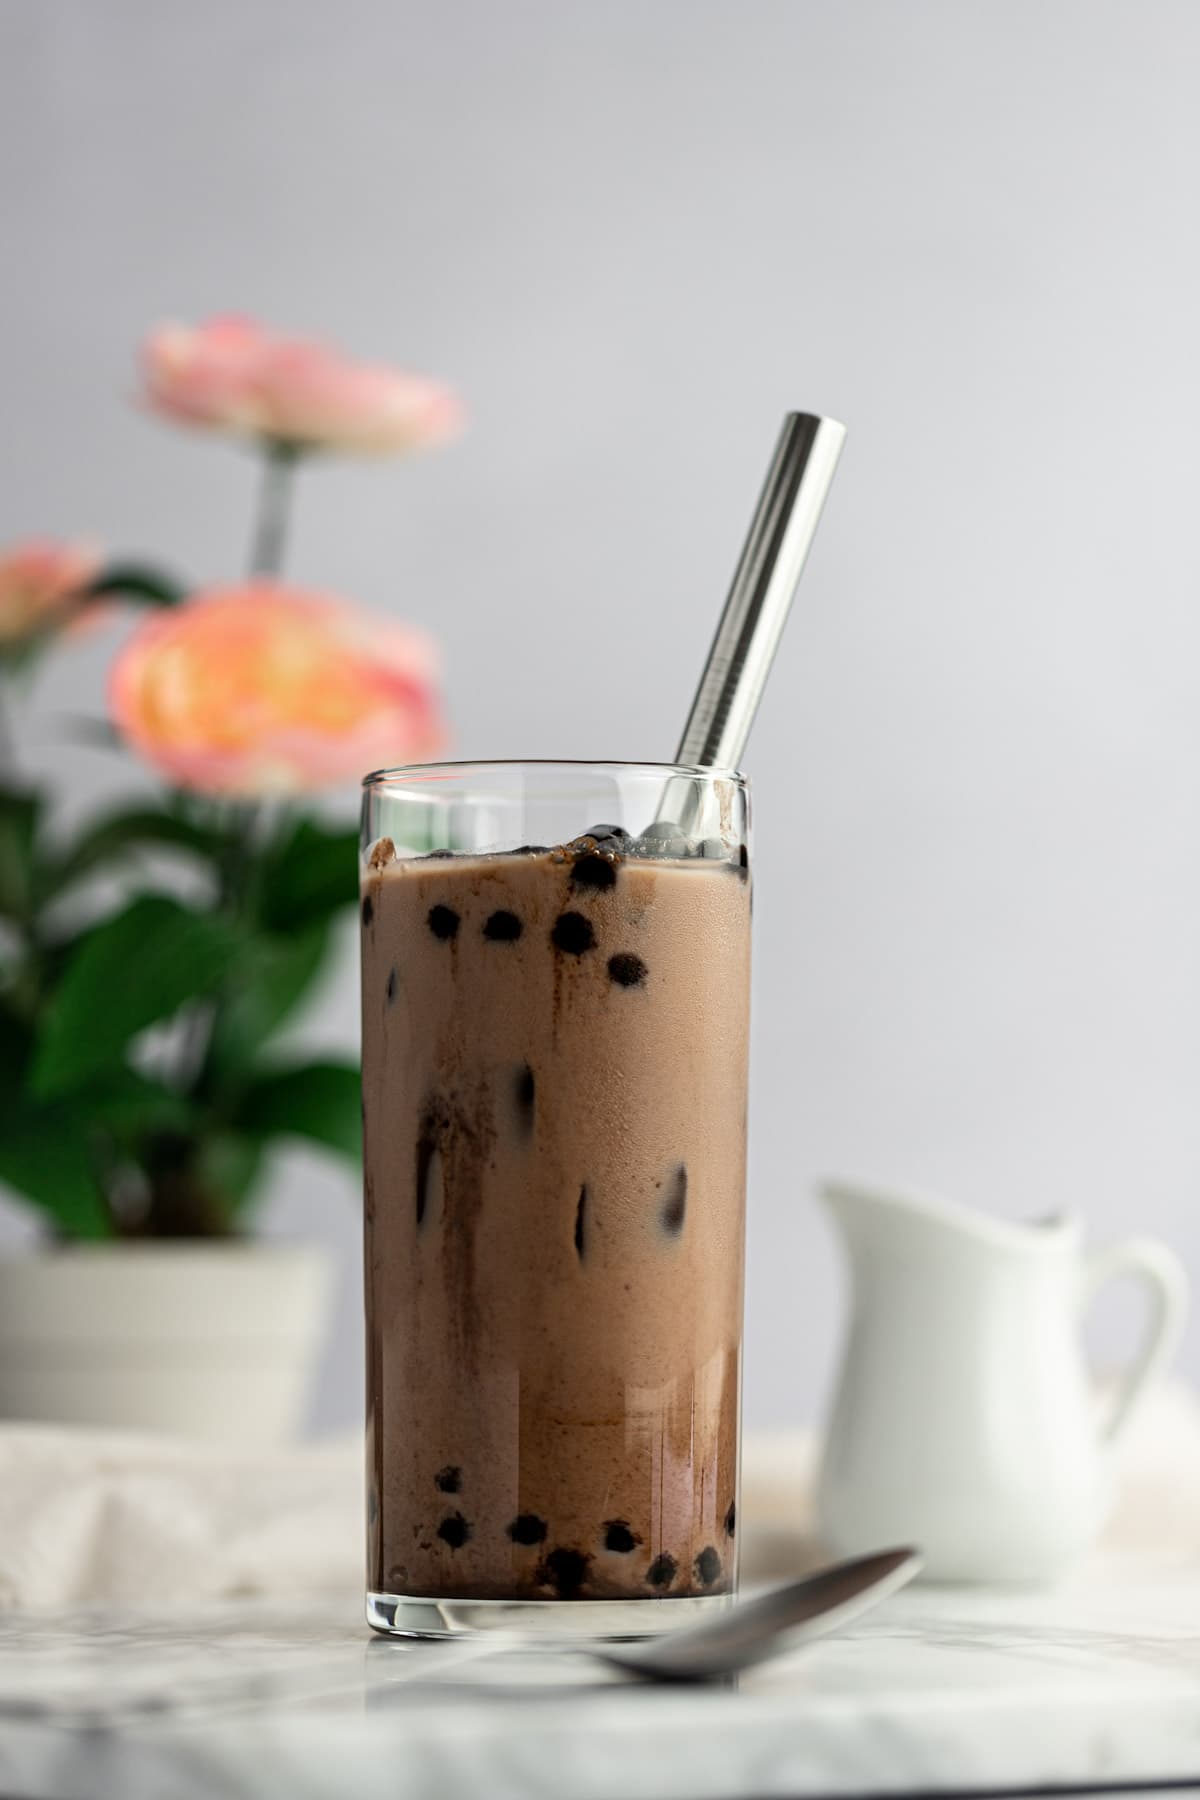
left=362, top=830, right=750, bottom=1601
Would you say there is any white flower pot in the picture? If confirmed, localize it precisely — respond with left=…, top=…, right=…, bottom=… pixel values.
left=0, top=1243, right=333, bottom=1442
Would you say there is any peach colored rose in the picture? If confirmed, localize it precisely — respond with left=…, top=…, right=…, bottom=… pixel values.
left=141, top=316, right=463, bottom=455
left=109, top=582, right=445, bottom=795
left=0, top=541, right=101, bottom=644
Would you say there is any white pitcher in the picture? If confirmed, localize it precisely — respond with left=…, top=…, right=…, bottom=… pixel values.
left=815, top=1180, right=1189, bottom=1583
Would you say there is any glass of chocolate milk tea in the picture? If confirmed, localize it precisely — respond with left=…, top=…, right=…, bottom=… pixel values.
left=361, top=760, right=751, bottom=1637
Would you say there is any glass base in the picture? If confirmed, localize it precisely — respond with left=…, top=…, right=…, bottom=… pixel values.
left=367, top=1589, right=734, bottom=1641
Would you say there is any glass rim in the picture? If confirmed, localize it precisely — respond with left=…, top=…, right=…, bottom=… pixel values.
left=362, top=757, right=748, bottom=789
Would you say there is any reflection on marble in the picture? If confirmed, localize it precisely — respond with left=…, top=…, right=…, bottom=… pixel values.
left=2, top=1553, right=1200, bottom=1799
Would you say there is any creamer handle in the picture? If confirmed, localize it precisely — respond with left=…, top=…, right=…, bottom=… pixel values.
left=1083, top=1238, right=1189, bottom=1443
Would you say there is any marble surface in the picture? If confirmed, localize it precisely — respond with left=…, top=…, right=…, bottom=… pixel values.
left=3, top=1550, right=1200, bottom=1800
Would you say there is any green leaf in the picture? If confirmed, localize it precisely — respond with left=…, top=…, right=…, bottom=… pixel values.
left=82, top=1067, right=196, bottom=1138
left=258, top=817, right=359, bottom=932
left=0, top=1005, right=32, bottom=1084
left=32, top=894, right=242, bottom=1098
left=206, top=920, right=331, bottom=1078
left=46, top=805, right=220, bottom=901
left=0, top=1093, right=110, bottom=1239
left=86, top=563, right=187, bottom=607
left=196, top=1132, right=266, bottom=1220
left=234, top=1059, right=361, bottom=1160
left=0, top=787, right=41, bottom=918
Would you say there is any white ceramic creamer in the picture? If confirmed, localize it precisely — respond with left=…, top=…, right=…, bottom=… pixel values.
left=815, top=1181, right=1189, bottom=1583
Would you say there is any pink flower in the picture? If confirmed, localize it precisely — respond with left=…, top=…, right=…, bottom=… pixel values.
left=109, top=582, right=446, bottom=795
left=141, top=316, right=463, bottom=456
left=0, top=541, right=101, bottom=644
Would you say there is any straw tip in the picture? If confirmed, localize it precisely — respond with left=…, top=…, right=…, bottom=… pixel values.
left=785, top=409, right=848, bottom=441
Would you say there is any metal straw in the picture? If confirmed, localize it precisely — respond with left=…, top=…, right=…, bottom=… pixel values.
left=675, top=411, right=846, bottom=770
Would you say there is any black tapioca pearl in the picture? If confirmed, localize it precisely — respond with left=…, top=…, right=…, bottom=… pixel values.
left=724, top=1502, right=736, bottom=1538
left=584, top=823, right=630, bottom=843
left=507, top=1513, right=548, bottom=1546
left=552, top=911, right=595, bottom=955
left=427, top=903, right=460, bottom=940
left=361, top=894, right=374, bottom=927
left=574, top=1185, right=588, bottom=1260
left=436, top=1512, right=472, bottom=1549
left=512, top=844, right=548, bottom=856
left=539, top=1547, right=591, bottom=1597
left=483, top=909, right=522, bottom=941
left=385, top=967, right=398, bottom=1004
left=607, top=952, right=647, bottom=988
left=434, top=1465, right=462, bottom=1494
left=602, top=1520, right=641, bottom=1554
left=738, top=844, right=749, bottom=875
left=695, top=1546, right=722, bottom=1586
left=571, top=853, right=618, bottom=891
left=660, top=1164, right=688, bottom=1235
left=645, top=1552, right=677, bottom=1589
left=514, top=1063, right=535, bottom=1136
left=637, top=821, right=691, bottom=858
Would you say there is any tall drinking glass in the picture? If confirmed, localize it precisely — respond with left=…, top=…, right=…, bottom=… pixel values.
left=360, top=761, right=751, bottom=1637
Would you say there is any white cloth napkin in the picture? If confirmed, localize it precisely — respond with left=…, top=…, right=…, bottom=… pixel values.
left=1, top=1382, right=1197, bottom=1611
left=0, top=1427, right=362, bottom=1611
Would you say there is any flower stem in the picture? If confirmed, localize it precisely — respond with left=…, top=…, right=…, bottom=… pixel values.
left=174, top=446, right=298, bottom=1107
left=249, top=441, right=300, bottom=578
left=0, top=674, right=17, bottom=773
left=159, top=447, right=301, bottom=1208
left=207, top=440, right=298, bottom=1065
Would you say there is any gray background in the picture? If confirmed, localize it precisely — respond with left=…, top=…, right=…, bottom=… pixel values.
left=1, top=0, right=1198, bottom=1433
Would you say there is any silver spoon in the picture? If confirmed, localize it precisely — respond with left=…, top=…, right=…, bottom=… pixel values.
left=593, top=1546, right=920, bottom=1684
left=370, top=1550, right=920, bottom=1694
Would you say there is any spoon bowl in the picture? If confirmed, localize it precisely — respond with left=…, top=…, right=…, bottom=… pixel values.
left=593, top=1547, right=921, bottom=1684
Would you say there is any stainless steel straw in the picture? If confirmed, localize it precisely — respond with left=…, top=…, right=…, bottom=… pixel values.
left=676, top=411, right=846, bottom=770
